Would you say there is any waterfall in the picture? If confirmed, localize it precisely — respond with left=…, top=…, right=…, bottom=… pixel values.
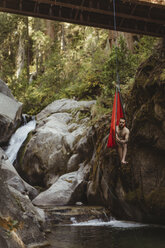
left=5, top=116, right=36, bottom=164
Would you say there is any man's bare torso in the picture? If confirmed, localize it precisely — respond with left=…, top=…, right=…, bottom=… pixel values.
left=116, top=126, right=129, bottom=140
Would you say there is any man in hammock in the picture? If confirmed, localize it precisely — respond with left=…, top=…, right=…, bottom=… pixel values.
left=116, top=118, right=129, bottom=164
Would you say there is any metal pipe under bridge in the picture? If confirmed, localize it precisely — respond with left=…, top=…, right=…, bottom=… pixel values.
left=0, top=0, right=165, bottom=37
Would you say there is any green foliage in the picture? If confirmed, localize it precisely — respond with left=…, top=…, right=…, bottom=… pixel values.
left=0, top=14, right=18, bottom=81
left=21, top=45, right=64, bottom=114
left=60, top=53, right=105, bottom=100
left=135, top=36, right=158, bottom=61
left=0, top=14, right=32, bottom=82
left=101, top=36, right=138, bottom=97
left=0, top=13, right=159, bottom=116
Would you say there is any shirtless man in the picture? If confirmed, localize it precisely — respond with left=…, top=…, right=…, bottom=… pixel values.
left=116, top=118, right=129, bottom=164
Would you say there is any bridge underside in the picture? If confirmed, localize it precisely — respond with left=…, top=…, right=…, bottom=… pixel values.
left=0, top=0, right=165, bottom=37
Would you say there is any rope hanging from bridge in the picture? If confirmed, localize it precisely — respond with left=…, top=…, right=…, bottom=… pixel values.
left=107, top=0, right=126, bottom=148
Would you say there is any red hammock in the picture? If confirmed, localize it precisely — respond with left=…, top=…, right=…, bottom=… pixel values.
left=107, top=90, right=124, bottom=148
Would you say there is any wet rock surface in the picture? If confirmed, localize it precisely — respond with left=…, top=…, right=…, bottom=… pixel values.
left=41, top=206, right=110, bottom=226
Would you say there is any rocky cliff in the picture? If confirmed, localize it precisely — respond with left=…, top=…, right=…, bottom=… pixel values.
left=0, top=148, right=49, bottom=248
left=87, top=46, right=165, bottom=224
left=125, top=47, right=165, bottom=223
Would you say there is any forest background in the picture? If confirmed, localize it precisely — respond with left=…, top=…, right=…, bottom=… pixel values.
left=0, top=13, right=159, bottom=117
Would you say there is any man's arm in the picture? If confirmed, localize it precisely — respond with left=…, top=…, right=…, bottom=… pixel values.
left=116, top=133, right=121, bottom=143
left=116, top=126, right=123, bottom=144
left=122, top=129, right=130, bottom=144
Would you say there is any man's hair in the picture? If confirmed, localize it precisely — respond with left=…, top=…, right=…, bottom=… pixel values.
left=119, top=118, right=125, bottom=121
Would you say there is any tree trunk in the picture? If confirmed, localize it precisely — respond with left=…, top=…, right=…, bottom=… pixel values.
left=16, top=36, right=25, bottom=79
left=61, top=24, right=66, bottom=51
left=108, top=30, right=135, bottom=51
left=45, top=20, right=55, bottom=41
left=25, top=17, right=30, bottom=80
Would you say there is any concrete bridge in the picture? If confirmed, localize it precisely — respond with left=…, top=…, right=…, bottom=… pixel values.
left=0, top=0, right=165, bottom=37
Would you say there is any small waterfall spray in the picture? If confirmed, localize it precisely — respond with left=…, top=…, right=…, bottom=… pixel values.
left=5, top=115, right=36, bottom=164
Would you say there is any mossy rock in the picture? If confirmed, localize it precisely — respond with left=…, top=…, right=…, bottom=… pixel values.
left=160, top=69, right=165, bottom=81
left=146, top=187, right=165, bottom=210
left=125, top=187, right=144, bottom=205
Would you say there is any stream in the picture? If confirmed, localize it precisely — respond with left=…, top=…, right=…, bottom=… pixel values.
left=47, top=219, right=165, bottom=248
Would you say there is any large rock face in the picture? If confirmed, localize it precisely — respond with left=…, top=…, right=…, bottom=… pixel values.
left=87, top=48, right=165, bottom=224
left=125, top=49, right=165, bottom=223
left=17, top=99, right=95, bottom=191
left=0, top=148, right=48, bottom=248
left=0, top=80, right=22, bottom=145
left=33, top=164, right=89, bottom=207
left=0, top=148, right=38, bottom=200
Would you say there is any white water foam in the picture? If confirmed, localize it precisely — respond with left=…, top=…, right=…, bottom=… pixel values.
left=5, top=118, right=36, bottom=164
left=70, top=217, right=147, bottom=228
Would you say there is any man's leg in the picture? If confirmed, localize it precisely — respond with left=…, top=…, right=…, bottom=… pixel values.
left=121, top=144, right=127, bottom=163
left=117, top=144, right=123, bottom=162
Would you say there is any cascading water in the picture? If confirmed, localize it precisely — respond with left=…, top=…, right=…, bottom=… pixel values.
left=5, top=116, right=36, bottom=164
left=70, top=218, right=148, bottom=228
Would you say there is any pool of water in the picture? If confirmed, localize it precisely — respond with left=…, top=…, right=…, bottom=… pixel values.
left=47, top=219, right=165, bottom=248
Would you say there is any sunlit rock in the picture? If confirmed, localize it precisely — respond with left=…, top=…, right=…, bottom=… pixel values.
left=17, top=99, right=95, bottom=188
left=33, top=164, right=89, bottom=207
left=0, top=84, right=22, bottom=145
left=0, top=79, right=14, bottom=99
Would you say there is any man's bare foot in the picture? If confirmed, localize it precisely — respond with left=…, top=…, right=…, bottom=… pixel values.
left=121, top=161, right=128, bottom=165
